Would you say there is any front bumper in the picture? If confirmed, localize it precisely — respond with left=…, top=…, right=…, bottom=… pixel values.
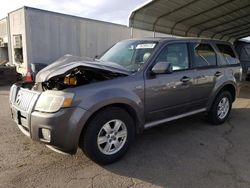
left=9, top=84, right=90, bottom=154
left=30, top=107, right=89, bottom=154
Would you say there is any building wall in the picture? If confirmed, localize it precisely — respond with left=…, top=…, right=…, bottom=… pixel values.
left=6, top=7, right=173, bottom=75
left=0, top=18, right=9, bottom=64
left=131, top=28, right=172, bottom=38
left=0, top=18, right=8, bottom=37
left=8, top=8, right=29, bottom=73
left=25, top=8, right=131, bottom=66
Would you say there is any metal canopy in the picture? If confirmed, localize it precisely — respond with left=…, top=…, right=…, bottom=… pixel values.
left=129, top=0, right=250, bottom=42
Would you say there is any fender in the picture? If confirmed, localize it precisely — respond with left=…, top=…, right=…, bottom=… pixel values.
left=76, top=86, right=145, bottom=130
left=207, top=80, right=237, bottom=111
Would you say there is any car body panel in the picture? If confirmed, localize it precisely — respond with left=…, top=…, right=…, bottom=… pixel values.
left=9, top=37, right=242, bottom=154
left=144, top=69, right=194, bottom=122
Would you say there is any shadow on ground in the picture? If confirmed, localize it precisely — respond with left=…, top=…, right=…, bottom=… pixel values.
left=1, top=85, right=250, bottom=187
left=104, top=106, right=250, bottom=187
left=0, top=85, right=11, bottom=94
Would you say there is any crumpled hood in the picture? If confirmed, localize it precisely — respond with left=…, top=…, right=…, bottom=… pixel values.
left=36, top=54, right=130, bottom=82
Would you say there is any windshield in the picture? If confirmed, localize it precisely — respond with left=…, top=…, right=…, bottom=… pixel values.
left=99, top=40, right=158, bottom=72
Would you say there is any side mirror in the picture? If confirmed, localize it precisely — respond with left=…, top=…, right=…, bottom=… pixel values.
left=151, top=62, right=173, bottom=74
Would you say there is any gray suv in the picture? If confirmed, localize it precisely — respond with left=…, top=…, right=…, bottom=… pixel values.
left=9, top=38, right=242, bottom=164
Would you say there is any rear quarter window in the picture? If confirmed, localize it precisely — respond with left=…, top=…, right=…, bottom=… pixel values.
left=216, top=44, right=239, bottom=65
left=192, top=43, right=217, bottom=68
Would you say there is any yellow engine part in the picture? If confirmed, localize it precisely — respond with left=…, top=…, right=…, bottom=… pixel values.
left=64, top=75, right=77, bottom=85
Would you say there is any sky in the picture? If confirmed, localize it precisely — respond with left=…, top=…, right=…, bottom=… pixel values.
left=1, top=0, right=249, bottom=40
left=0, top=0, right=149, bottom=25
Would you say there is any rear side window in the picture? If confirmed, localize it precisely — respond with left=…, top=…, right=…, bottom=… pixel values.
left=216, top=44, right=238, bottom=65
left=193, top=43, right=217, bottom=68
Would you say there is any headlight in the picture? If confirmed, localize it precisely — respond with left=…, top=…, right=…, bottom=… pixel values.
left=35, top=91, right=74, bottom=113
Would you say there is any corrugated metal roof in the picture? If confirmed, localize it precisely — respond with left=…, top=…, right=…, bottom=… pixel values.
left=129, top=0, right=250, bottom=42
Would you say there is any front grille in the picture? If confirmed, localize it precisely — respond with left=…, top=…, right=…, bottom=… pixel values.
left=10, top=85, right=40, bottom=136
left=10, top=85, right=40, bottom=112
left=14, top=89, right=37, bottom=111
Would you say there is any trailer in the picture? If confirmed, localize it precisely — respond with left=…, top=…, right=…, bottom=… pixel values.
left=0, top=6, right=170, bottom=81
left=0, top=18, right=9, bottom=65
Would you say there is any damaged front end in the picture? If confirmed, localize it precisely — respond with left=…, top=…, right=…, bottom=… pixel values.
left=9, top=54, right=130, bottom=153
left=10, top=54, right=130, bottom=127
left=39, top=65, right=128, bottom=91
left=34, top=54, right=129, bottom=91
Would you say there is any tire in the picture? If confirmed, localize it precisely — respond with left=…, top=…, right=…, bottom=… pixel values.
left=80, top=107, right=135, bottom=165
left=208, top=91, right=232, bottom=125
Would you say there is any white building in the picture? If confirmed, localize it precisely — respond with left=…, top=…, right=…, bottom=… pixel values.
left=0, top=18, right=9, bottom=65
left=0, top=6, right=170, bottom=77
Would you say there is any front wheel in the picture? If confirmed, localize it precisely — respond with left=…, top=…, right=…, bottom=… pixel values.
left=208, top=91, right=232, bottom=125
left=80, top=107, right=135, bottom=165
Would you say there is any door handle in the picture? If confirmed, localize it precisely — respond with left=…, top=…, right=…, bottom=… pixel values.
left=180, top=76, right=191, bottom=83
left=215, top=71, right=222, bottom=77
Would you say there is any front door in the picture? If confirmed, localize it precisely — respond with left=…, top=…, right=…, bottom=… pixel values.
left=145, top=43, right=194, bottom=122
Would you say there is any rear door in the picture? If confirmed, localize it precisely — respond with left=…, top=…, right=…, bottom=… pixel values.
left=215, top=43, right=242, bottom=83
left=144, top=42, right=194, bottom=122
left=189, top=42, right=221, bottom=111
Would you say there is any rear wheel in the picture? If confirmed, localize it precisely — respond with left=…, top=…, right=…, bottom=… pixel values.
left=80, top=107, right=135, bottom=165
left=208, top=91, right=232, bottom=125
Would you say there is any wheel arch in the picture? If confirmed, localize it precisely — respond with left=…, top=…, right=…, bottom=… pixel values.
left=78, top=103, right=144, bottom=146
left=208, top=83, right=236, bottom=111
left=220, top=84, right=236, bottom=102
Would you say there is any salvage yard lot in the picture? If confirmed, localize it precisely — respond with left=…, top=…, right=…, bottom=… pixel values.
left=1, top=85, right=250, bottom=188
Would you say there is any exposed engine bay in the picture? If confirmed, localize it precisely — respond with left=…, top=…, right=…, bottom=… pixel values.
left=26, top=55, right=130, bottom=91
left=41, top=66, right=127, bottom=90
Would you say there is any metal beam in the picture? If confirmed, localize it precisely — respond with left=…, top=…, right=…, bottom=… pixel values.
left=197, top=13, right=250, bottom=37
left=185, top=1, right=249, bottom=36
left=227, top=30, right=250, bottom=41
left=168, top=0, right=233, bottom=34
left=170, top=0, right=233, bottom=34
left=152, top=0, right=199, bottom=32
left=129, top=0, right=157, bottom=27
left=224, top=36, right=231, bottom=42
left=132, top=18, right=174, bottom=31
left=235, top=35, right=250, bottom=40
left=219, top=25, right=250, bottom=39
left=211, top=22, right=250, bottom=38
left=228, top=34, right=250, bottom=42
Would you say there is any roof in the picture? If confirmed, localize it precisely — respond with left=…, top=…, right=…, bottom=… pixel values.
left=129, top=0, right=250, bottom=42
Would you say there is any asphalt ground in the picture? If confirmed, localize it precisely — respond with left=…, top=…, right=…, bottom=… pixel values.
left=0, top=84, right=250, bottom=188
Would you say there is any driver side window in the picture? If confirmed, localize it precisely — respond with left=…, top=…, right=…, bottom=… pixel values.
left=155, top=43, right=189, bottom=71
